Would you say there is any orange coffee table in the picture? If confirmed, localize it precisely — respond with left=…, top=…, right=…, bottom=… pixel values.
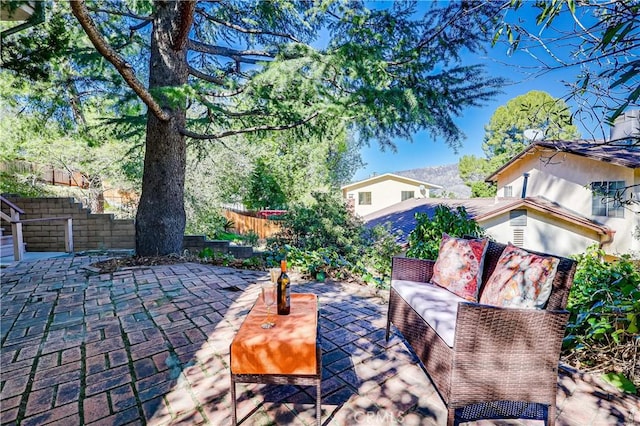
left=230, top=293, right=321, bottom=425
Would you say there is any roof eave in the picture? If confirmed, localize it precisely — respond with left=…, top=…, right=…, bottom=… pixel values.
left=341, top=173, right=442, bottom=191
left=476, top=198, right=611, bottom=235
left=485, top=144, right=539, bottom=183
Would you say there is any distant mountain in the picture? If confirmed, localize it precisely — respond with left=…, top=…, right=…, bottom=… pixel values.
left=395, top=163, right=471, bottom=198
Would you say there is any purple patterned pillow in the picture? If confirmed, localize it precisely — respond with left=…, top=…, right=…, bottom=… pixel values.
left=431, top=234, right=489, bottom=302
left=479, top=243, right=559, bottom=309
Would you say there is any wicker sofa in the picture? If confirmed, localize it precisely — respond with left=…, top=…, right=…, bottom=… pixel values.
left=385, top=239, right=577, bottom=426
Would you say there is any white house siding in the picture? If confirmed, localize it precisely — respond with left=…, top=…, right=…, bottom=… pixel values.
left=633, top=169, right=640, bottom=254
left=495, top=148, right=637, bottom=255
left=343, top=178, right=430, bottom=217
left=480, top=209, right=603, bottom=258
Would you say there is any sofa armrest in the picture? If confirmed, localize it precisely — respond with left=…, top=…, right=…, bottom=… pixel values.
left=391, top=256, right=435, bottom=283
left=453, top=302, right=569, bottom=355
left=450, top=302, right=570, bottom=403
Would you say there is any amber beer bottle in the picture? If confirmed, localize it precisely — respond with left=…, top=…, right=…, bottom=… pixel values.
left=276, top=260, right=290, bottom=315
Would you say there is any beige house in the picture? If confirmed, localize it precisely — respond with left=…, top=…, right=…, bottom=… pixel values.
left=341, top=173, right=441, bottom=217
left=481, top=140, right=640, bottom=257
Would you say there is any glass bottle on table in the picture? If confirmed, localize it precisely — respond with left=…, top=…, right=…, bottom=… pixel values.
left=277, top=260, right=290, bottom=315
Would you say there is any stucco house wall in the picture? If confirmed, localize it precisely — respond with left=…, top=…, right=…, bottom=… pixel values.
left=480, top=208, right=605, bottom=258
left=341, top=173, right=439, bottom=217
left=492, top=145, right=639, bottom=255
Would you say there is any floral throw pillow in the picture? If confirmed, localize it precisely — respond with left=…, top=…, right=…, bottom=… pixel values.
left=479, top=243, right=559, bottom=309
left=431, top=234, right=489, bottom=302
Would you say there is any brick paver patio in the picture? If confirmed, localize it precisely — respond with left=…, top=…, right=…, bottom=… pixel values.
left=1, top=256, right=638, bottom=425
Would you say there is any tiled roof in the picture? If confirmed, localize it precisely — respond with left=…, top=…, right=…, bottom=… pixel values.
left=363, top=197, right=513, bottom=242
left=536, top=140, right=640, bottom=168
left=363, top=196, right=611, bottom=243
left=487, top=140, right=640, bottom=182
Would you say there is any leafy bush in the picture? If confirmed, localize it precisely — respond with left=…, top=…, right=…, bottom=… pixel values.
left=0, top=171, right=52, bottom=197
left=563, top=245, right=640, bottom=393
left=241, top=256, right=265, bottom=269
left=357, top=224, right=404, bottom=287
left=197, top=247, right=235, bottom=266
left=197, top=247, right=265, bottom=270
left=274, top=192, right=364, bottom=254
left=241, top=230, right=259, bottom=247
left=285, top=246, right=348, bottom=275
left=268, top=192, right=401, bottom=287
left=185, top=210, right=231, bottom=239
left=222, top=218, right=235, bottom=232
left=406, top=205, right=485, bottom=260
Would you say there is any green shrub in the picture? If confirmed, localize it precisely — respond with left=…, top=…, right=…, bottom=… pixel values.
left=274, top=191, right=363, bottom=254
left=268, top=192, right=401, bottom=287
left=216, top=232, right=239, bottom=242
left=564, top=245, right=640, bottom=393
left=241, top=256, right=265, bottom=269
left=222, top=218, right=235, bottom=232
left=0, top=171, right=52, bottom=197
left=357, top=224, right=404, bottom=288
left=284, top=246, right=347, bottom=277
left=197, top=247, right=235, bottom=266
left=406, top=205, right=485, bottom=260
left=185, top=210, right=230, bottom=239
left=184, top=210, right=227, bottom=239
left=241, top=230, right=259, bottom=247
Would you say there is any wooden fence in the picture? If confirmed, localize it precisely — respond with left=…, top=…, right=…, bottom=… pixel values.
left=223, top=209, right=283, bottom=239
left=1, top=161, right=89, bottom=188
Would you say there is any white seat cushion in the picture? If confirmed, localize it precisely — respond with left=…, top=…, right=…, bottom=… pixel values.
left=391, top=279, right=466, bottom=347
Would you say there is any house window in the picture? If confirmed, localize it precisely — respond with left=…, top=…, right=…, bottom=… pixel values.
left=401, top=191, right=415, bottom=201
left=358, top=192, right=372, bottom=205
left=504, top=186, right=513, bottom=197
left=591, top=181, right=625, bottom=218
left=510, top=210, right=527, bottom=226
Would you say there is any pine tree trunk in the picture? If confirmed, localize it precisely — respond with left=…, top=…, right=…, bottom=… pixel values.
left=135, top=2, right=190, bottom=256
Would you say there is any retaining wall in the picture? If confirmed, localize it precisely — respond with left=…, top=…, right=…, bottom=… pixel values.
left=1, top=196, right=254, bottom=258
left=2, top=196, right=135, bottom=252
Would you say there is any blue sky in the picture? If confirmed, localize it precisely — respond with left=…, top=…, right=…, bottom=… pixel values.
left=352, top=2, right=602, bottom=181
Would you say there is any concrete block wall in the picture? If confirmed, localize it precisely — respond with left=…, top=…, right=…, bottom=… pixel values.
left=2, top=196, right=135, bottom=252
left=182, top=235, right=254, bottom=259
left=182, top=235, right=231, bottom=254
left=2, top=196, right=254, bottom=258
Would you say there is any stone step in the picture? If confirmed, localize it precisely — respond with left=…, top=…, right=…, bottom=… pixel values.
left=0, top=235, right=26, bottom=257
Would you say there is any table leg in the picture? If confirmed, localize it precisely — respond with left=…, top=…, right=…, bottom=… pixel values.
left=231, top=376, right=237, bottom=425
left=316, top=377, right=321, bottom=426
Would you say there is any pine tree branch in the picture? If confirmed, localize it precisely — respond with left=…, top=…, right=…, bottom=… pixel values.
left=194, top=7, right=301, bottom=43
left=207, top=106, right=266, bottom=118
left=188, top=39, right=274, bottom=63
left=70, top=0, right=170, bottom=122
left=85, top=5, right=152, bottom=21
left=180, top=111, right=320, bottom=140
left=388, top=2, right=498, bottom=67
left=130, top=20, right=151, bottom=32
left=188, top=66, right=226, bottom=84
left=204, top=86, right=247, bottom=98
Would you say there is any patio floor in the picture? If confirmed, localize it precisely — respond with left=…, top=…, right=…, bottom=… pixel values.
left=1, top=256, right=638, bottom=426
